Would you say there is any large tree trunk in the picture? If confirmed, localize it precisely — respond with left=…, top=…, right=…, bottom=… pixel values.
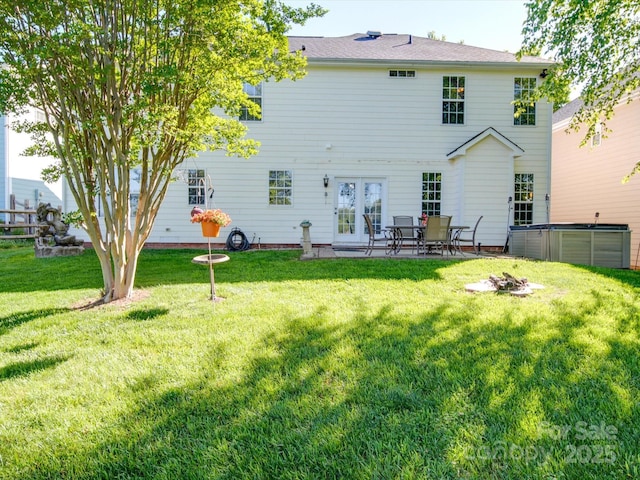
left=111, top=247, right=140, bottom=301
left=92, top=233, right=142, bottom=303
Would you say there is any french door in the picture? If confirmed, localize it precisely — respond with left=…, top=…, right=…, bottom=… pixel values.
left=334, top=177, right=386, bottom=244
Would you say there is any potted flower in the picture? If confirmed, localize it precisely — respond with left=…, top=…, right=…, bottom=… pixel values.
left=419, top=213, right=428, bottom=226
left=190, top=208, right=232, bottom=237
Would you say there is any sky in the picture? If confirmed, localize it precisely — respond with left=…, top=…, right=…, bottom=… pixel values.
left=286, top=0, right=530, bottom=54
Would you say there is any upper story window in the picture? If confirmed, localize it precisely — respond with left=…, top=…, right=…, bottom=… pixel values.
left=35, top=110, right=46, bottom=123
left=240, top=82, right=262, bottom=121
left=513, top=77, right=536, bottom=126
left=269, top=170, right=292, bottom=206
left=389, top=70, right=416, bottom=78
left=188, top=169, right=206, bottom=205
left=421, top=172, right=442, bottom=216
left=442, top=76, right=465, bottom=124
left=514, top=173, right=534, bottom=225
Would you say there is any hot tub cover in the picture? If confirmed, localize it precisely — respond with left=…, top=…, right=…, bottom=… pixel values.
left=510, top=223, right=629, bottom=231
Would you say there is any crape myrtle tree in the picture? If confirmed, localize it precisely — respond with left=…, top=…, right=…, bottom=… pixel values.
left=0, top=0, right=324, bottom=302
left=519, top=0, right=640, bottom=172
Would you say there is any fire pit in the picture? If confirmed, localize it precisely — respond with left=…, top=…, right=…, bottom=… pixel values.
left=465, top=272, right=544, bottom=296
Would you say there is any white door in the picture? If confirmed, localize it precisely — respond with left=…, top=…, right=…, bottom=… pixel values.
left=334, top=178, right=386, bottom=244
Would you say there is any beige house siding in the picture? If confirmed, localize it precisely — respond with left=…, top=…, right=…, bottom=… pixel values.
left=551, top=97, right=640, bottom=268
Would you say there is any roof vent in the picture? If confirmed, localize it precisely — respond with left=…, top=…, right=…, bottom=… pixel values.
left=366, top=30, right=382, bottom=39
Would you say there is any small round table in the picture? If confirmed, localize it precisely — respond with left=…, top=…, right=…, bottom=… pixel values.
left=192, top=254, right=230, bottom=302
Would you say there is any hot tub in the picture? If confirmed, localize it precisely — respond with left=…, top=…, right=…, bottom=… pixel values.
left=509, top=223, right=631, bottom=268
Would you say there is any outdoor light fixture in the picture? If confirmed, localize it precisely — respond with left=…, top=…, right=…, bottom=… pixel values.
left=323, top=174, right=329, bottom=188
left=540, top=69, right=548, bottom=78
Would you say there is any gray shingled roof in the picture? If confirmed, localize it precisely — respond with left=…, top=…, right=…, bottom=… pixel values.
left=287, top=33, right=552, bottom=66
left=552, top=98, right=584, bottom=124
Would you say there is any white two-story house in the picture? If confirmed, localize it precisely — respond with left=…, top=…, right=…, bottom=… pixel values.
left=68, top=32, right=554, bottom=250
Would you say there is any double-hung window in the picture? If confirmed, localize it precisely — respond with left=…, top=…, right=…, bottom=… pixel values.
left=421, top=172, right=442, bottom=216
left=240, top=82, right=262, bottom=121
left=514, top=77, right=536, bottom=126
left=514, top=173, right=534, bottom=225
left=442, top=76, right=465, bottom=124
left=269, top=170, right=292, bottom=205
left=188, top=169, right=206, bottom=205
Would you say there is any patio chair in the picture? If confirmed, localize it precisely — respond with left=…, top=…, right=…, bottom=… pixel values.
left=422, top=215, right=452, bottom=256
left=393, top=215, right=421, bottom=254
left=363, top=214, right=390, bottom=256
left=455, top=215, right=483, bottom=255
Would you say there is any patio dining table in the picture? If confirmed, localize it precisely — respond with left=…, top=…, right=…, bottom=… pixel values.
left=384, top=224, right=425, bottom=254
left=385, top=223, right=469, bottom=255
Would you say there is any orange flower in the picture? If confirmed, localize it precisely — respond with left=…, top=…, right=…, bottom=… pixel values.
left=190, top=209, right=232, bottom=226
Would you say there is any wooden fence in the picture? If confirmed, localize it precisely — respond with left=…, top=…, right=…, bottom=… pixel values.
left=0, top=194, right=40, bottom=239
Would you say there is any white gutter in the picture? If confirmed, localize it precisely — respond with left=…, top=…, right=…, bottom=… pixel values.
left=306, top=58, right=555, bottom=69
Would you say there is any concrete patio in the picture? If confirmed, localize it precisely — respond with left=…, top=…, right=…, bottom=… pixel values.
left=309, top=245, right=494, bottom=260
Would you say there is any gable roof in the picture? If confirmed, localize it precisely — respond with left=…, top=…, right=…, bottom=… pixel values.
left=552, top=97, right=584, bottom=126
left=446, top=127, right=525, bottom=160
left=287, top=33, right=552, bottom=67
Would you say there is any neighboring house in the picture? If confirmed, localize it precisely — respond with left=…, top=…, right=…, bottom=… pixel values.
left=1, top=110, right=62, bottom=217
left=551, top=91, right=640, bottom=268
left=67, top=32, right=554, bottom=249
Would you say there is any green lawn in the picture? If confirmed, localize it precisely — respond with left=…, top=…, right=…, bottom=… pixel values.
left=0, top=245, right=638, bottom=479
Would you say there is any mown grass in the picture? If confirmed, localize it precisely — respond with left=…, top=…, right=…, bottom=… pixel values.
left=0, top=246, right=638, bottom=479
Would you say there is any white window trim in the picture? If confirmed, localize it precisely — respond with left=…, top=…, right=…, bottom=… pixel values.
left=513, top=77, right=537, bottom=126
left=442, top=75, right=465, bottom=125
left=268, top=169, right=293, bottom=206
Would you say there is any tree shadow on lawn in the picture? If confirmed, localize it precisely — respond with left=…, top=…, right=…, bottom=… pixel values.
left=0, top=308, right=70, bottom=336
left=15, top=288, right=638, bottom=479
left=0, top=355, right=70, bottom=382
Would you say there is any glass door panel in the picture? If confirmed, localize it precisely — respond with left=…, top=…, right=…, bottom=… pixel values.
left=337, top=181, right=356, bottom=236
left=334, top=178, right=386, bottom=244
left=364, top=182, right=384, bottom=237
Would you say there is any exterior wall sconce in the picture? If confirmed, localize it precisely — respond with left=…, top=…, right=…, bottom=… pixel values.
left=323, top=174, right=329, bottom=188
left=540, top=69, right=548, bottom=78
